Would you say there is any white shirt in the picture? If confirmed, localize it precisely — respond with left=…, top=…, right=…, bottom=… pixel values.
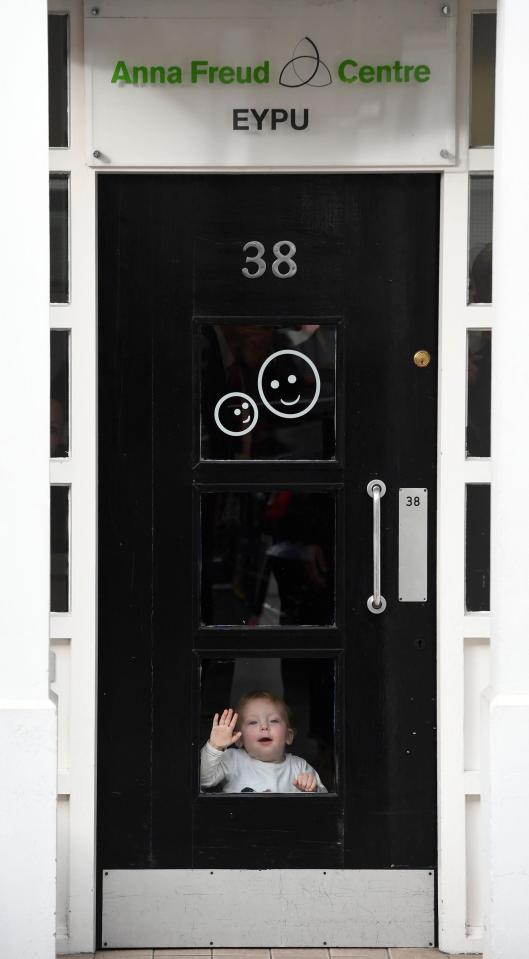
left=200, top=741, right=328, bottom=793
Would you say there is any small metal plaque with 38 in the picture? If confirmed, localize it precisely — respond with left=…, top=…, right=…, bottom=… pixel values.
left=399, top=487, right=428, bottom=602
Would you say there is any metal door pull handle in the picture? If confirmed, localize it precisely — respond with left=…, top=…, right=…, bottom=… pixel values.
left=367, top=479, right=387, bottom=614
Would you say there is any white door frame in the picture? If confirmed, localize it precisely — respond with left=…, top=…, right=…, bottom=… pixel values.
left=49, top=1, right=495, bottom=953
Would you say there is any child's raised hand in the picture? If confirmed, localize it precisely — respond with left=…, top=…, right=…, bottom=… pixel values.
left=292, top=772, right=318, bottom=792
left=209, top=709, right=242, bottom=751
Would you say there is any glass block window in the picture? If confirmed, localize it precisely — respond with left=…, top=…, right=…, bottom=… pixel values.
left=50, top=174, right=69, bottom=303
left=51, top=485, right=70, bottom=612
left=465, top=484, right=491, bottom=612
left=468, top=175, right=493, bottom=304
left=51, top=331, right=70, bottom=457
left=470, top=13, right=497, bottom=148
left=466, top=330, right=491, bottom=458
left=48, top=14, right=69, bottom=148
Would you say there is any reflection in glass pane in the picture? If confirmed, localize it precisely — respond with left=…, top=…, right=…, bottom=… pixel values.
left=465, top=484, right=490, bottom=612
left=50, top=174, right=69, bottom=303
left=51, top=330, right=70, bottom=457
left=201, top=323, right=336, bottom=460
left=51, top=486, right=69, bottom=612
left=470, top=13, right=496, bottom=148
left=48, top=14, right=69, bottom=148
left=200, top=657, right=336, bottom=792
left=467, top=331, right=491, bottom=458
left=201, top=490, right=335, bottom=626
left=468, top=176, right=493, bottom=304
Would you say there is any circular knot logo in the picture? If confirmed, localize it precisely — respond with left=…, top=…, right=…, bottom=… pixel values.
left=279, top=37, right=332, bottom=88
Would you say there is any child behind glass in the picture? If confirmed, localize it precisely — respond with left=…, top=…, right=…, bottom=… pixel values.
left=200, top=690, right=327, bottom=793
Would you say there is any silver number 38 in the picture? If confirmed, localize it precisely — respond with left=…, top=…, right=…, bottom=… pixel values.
left=242, top=240, right=297, bottom=279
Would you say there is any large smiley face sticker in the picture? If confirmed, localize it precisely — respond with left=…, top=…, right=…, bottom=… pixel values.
left=214, top=391, right=259, bottom=436
left=257, top=349, right=321, bottom=419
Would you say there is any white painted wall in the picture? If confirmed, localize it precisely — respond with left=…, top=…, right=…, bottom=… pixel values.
left=0, top=2, right=56, bottom=957
left=484, top=1, right=529, bottom=956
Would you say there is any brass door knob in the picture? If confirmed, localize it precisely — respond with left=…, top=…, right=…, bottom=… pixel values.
left=413, top=350, right=431, bottom=368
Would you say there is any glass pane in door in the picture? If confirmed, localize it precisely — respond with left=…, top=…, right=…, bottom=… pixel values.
left=199, top=656, right=337, bottom=792
left=201, top=489, right=335, bottom=627
left=200, top=322, right=336, bottom=460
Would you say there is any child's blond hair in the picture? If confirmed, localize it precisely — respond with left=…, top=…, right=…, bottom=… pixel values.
left=236, top=690, right=293, bottom=729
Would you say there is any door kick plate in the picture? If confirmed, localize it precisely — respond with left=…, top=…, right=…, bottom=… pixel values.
left=102, top=868, right=435, bottom=948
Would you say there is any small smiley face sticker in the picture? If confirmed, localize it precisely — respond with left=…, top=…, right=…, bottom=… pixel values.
left=257, top=349, right=321, bottom=419
left=214, top=392, right=259, bottom=436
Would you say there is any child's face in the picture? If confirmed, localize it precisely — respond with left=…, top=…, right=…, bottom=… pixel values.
left=239, top=697, right=294, bottom=763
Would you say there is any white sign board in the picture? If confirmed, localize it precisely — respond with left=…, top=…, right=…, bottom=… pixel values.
left=85, top=0, right=456, bottom=168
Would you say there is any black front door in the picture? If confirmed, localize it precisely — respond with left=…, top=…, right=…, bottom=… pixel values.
left=98, top=173, right=438, bottom=945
